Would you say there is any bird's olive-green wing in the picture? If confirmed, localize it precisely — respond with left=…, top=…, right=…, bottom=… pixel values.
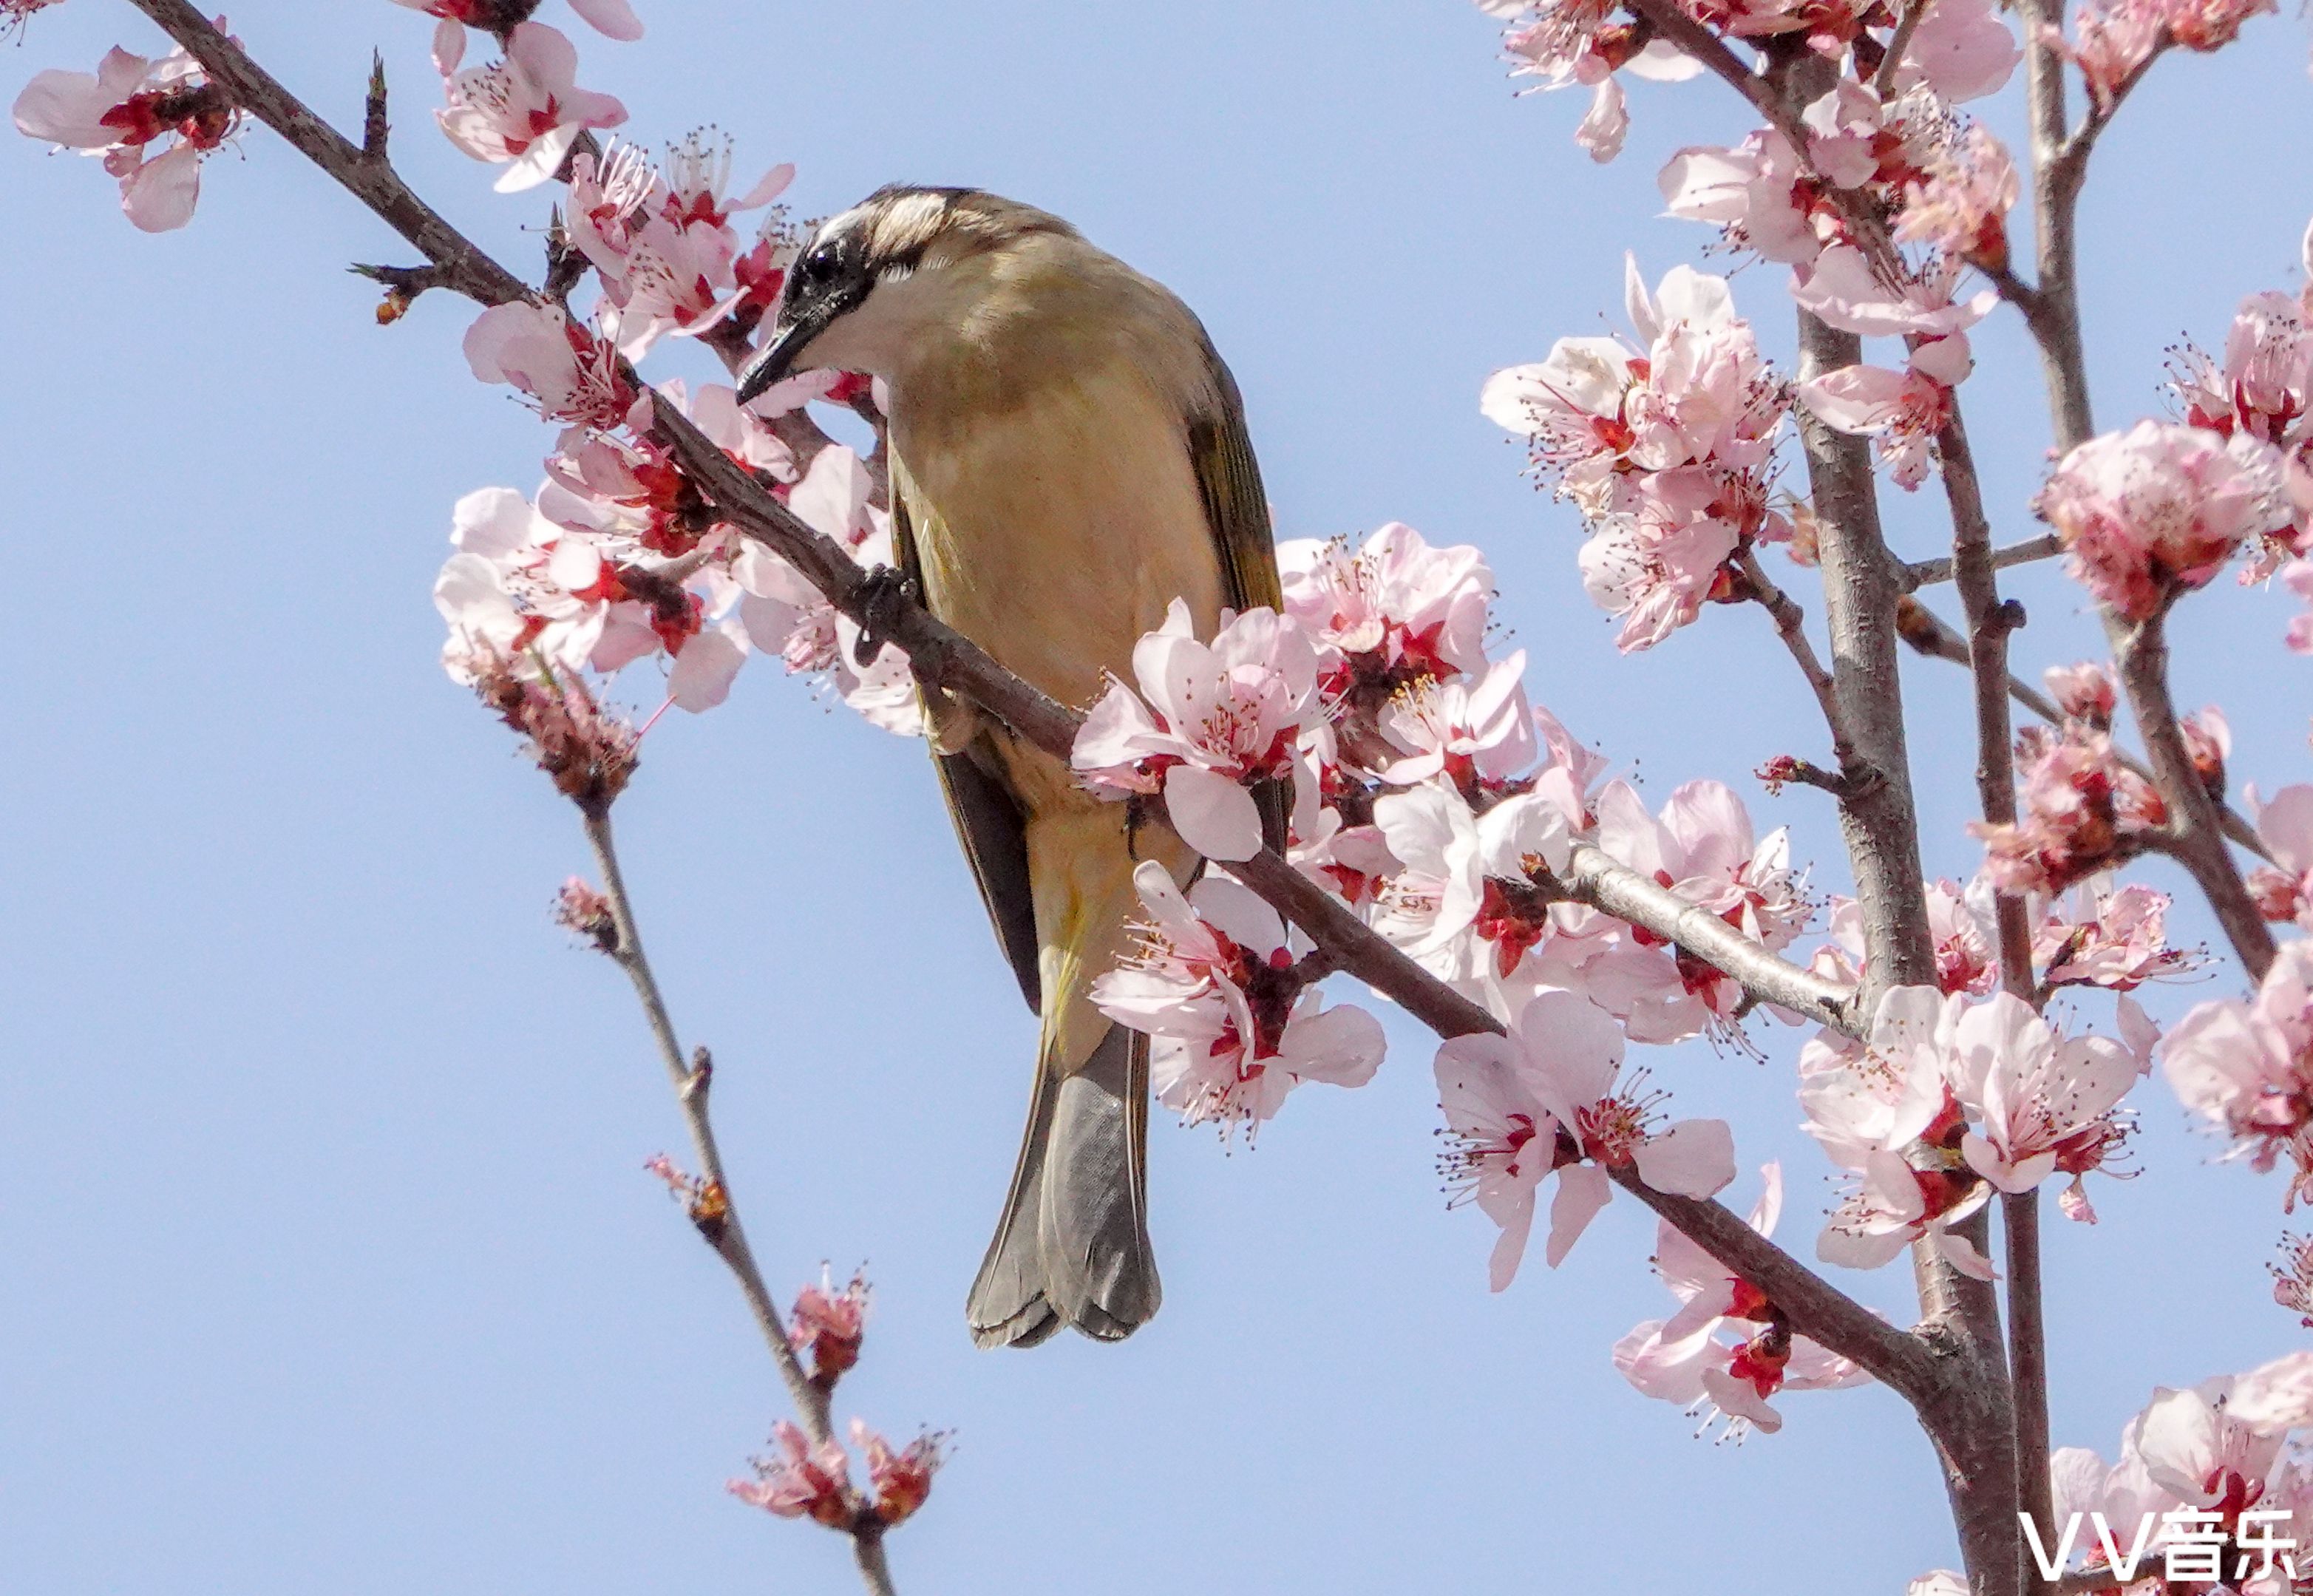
left=1185, top=336, right=1291, bottom=849
left=1185, top=337, right=1283, bottom=617
left=891, top=481, right=1043, bottom=1014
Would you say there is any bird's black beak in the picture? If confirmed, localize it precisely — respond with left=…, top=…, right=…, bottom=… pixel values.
left=733, top=310, right=817, bottom=407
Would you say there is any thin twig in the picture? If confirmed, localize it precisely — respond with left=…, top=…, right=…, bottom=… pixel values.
left=580, top=807, right=899, bottom=1595
left=1893, top=598, right=2275, bottom=863
left=1902, top=533, right=2063, bottom=591
left=1942, top=406, right=2055, bottom=1596
left=1738, top=549, right=1849, bottom=757
left=362, top=50, right=389, bottom=163
left=1872, top=0, right=1929, bottom=97
left=2110, top=608, right=2279, bottom=979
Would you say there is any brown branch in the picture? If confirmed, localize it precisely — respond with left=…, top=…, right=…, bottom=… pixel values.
left=1738, top=549, right=1850, bottom=755
left=1549, top=842, right=1860, bottom=1036
left=1793, top=311, right=1940, bottom=1002
left=2017, top=0, right=2095, bottom=453
left=1872, top=1, right=1929, bottom=97
left=1940, top=407, right=2054, bottom=1596
left=1902, top=533, right=2064, bottom=591
left=2109, top=607, right=2278, bottom=979
left=362, top=50, right=389, bottom=163
left=1895, top=599, right=2275, bottom=863
left=580, top=809, right=899, bottom=1595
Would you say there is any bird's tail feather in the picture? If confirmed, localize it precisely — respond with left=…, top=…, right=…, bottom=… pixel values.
left=966, top=1023, right=1159, bottom=1348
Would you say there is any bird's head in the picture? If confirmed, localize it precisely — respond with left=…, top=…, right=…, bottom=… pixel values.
left=733, top=186, right=1075, bottom=405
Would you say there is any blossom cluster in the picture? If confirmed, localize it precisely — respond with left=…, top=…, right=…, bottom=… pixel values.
left=1481, top=261, right=1790, bottom=651
left=1801, top=985, right=2150, bottom=1259
left=730, top=1418, right=946, bottom=1531
left=1971, top=666, right=2173, bottom=897
left=1073, top=522, right=1819, bottom=1280
left=1921, top=1351, right=2313, bottom=1596
left=12, top=38, right=243, bottom=231
left=2164, top=942, right=2313, bottom=1209
left=1617, top=1167, right=1867, bottom=1436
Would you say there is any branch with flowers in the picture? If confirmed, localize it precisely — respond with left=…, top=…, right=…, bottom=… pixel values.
left=21, top=0, right=2313, bottom=1594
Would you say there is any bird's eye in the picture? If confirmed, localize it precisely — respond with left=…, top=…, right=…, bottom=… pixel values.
left=800, top=243, right=839, bottom=285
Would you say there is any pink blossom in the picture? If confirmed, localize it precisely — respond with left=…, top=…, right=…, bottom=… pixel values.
left=1577, top=496, right=1739, bottom=652
left=1800, top=988, right=1995, bottom=1276
left=1435, top=989, right=1732, bottom=1279
left=2284, top=560, right=2313, bottom=653
left=1688, top=0, right=1876, bottom=47
left=1585, top=778, right=1810, bottom=1040
left=1278, top=522, right=1493, bottom=693
left=1894, top=123, right=2020, bottom=269
left=1799, top=985, right=1960, bottom=1172
left=1790, top=246, right=1997, bottom=342
left=1615, top=1165, right=1869, bottom=1436
left=1942, top=991, right=2141, bottom=1198
left=1796, top=344, right=1966, bottom=491
left=2044, top=660, right=2119, bottom=727
left=732, top=445, right=920, bottom=737
left=2247, top=783, right=2313, bottom=928
left=2035, top=883, right=2199, bottom=991
left=1658, top=130, right=1825, bottom=267
left=2162, top=940, right=2313, bottom=1203
left=1818, top=1146, right=1997, bottom=1276
left=729, top=1421, right=853, bottom=1526
left=435, top=22, right=627, bottom=193
left=1893, top=0, right=2023, bottom=101
left=1093, top=863, right=1383, bottom=1135
left=1654, top=1164, right=1787, bottom=1341
left=395, top=0, right=645, bottom=66
left=551, top=875, right=617, bottom=951
left=600, top=215, right=743, bottom=357
left=1481, top=262, right=1787, bottom=563
left=659, top=128, right=794, bottom=229
left=2050, top=0, right=2168, bottom=113
left=1373, top=653, right=1538, bottom=791
left=434, top=485, right=609, bottom=680
left=2171, top=292, right=2313, bottom=455
left=1433, top=1021, right=1564, bottom=1290
left=853, top=1422, right=945, bottom=1527
left=463, top=300, right=641, bottom=430
left=1484, top=0, right=1697, bottom=163
left=789, top=1268, right=870, bottom=1382
left=1371, top=784, right=1576, bottom=1016
left=1973, top=723, right=2169, bottom=894
left=573, top=133, right=790, bottom=356
left=1073, top=600, right=1322, bottom=861
left=1614, top=1314, right=1867, bottom=1438
left=1812, top=881, right=1995, bottom=997
left=2036, top=420, right=2286, bottom=619
left=12, top=42, right=240, bottom=231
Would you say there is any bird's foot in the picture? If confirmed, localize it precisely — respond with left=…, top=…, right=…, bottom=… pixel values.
left=851, top=563, right=920, bottom=668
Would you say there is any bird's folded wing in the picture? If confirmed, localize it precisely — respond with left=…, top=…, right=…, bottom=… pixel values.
left=893, top=486, right=1044, bottom=1013
left=1185, top=334, right=1291, bottom=849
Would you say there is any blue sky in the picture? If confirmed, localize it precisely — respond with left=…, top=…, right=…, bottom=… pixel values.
left=5, top=3, right=2312, bottom=1592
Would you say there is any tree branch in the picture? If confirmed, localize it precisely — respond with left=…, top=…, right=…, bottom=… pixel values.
left=1940, top=407, right=2053, bottom=1596
left=579, top=809, right=899, bottom=1595
left=1902, top=533, right=2063, bottom=591
left=2109, top=607, right=2278, bottom=979
left=1893, top=598, right=2275, bottom=863
left=1549, top=842, right=1861, bottom=1036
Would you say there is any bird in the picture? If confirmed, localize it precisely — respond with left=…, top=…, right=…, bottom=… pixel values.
left=733, top=186, right=1283, bottom=1348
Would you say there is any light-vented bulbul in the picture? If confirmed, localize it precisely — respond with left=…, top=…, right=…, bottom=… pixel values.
left=736, top=187, right=1281, bottom=1348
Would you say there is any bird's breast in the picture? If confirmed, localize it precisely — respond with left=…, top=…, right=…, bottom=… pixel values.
left=894, top=358, right=1228, bottom=735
